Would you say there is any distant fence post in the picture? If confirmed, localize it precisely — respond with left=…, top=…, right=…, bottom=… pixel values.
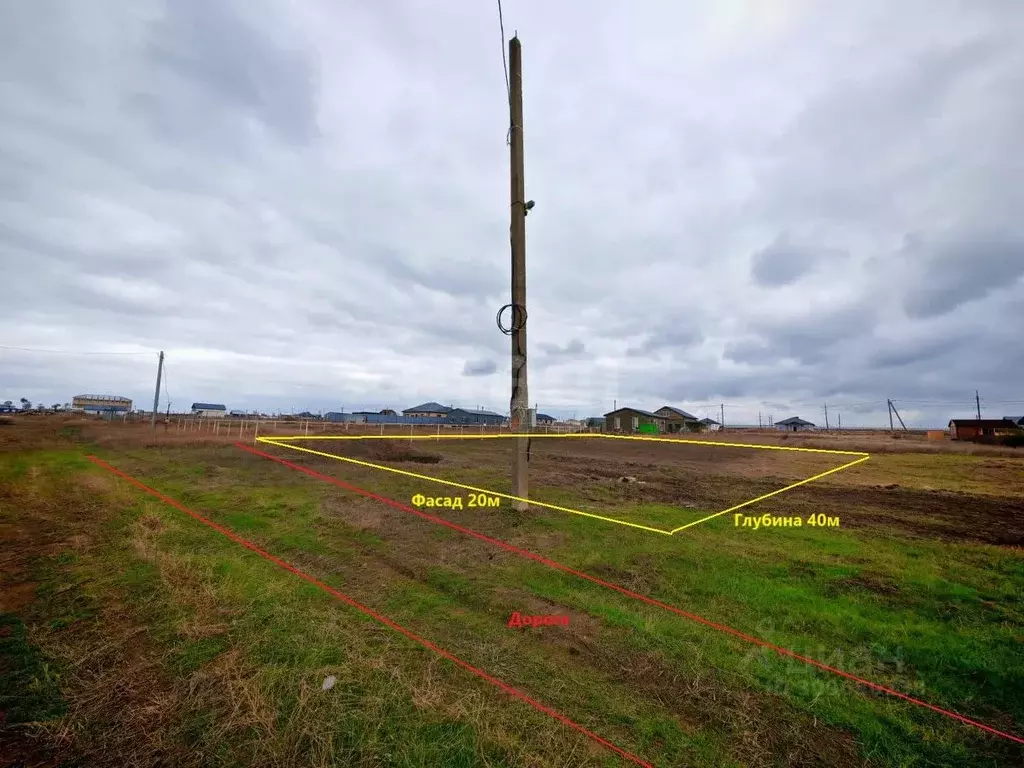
left=253, top=420, right=260, bottom=445
left=239, top=420, right=244, bottom=438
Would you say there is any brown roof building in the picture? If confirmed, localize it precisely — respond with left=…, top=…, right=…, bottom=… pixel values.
left=604, top=407, right=668, bottom=433
left=948, top=419, right=1021, bottom=440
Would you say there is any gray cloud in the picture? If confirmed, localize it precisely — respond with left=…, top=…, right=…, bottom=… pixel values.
left=624, top=317, right=704, bottom=358
left=1, top=0, right=1022, bottom=427
left=898, top=231, right=1024, bottom=319
left=143, top=0, right=320, bottom=148
left=749, top=234, right=845, bottom=287
left=539, top=338, right=585, bottom=357
left=462, top=359, right=497, bottom=377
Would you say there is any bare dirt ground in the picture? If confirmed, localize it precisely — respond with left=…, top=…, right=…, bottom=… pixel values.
left=306, top=433, right=1024, bottom=547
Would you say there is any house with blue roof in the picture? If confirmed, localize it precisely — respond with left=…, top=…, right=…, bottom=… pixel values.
left=445, top=407, right=506, bottom=426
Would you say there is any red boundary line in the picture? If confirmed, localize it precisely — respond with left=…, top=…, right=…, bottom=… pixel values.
left=239, top=441, right=1024, bottom=747
left=86, top=455, right=652, bottom=768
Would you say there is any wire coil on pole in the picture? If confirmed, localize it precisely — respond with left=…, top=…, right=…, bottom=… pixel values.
left=496, top=303, right=527, bottom=335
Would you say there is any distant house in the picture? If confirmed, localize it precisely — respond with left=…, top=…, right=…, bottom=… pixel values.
left=297, top=411, right=320, bottom=419
left=655, top=406, right=699, bottom=433
left=191, top=403, right=227, bottom=418
left=446, top=407, right=505, bottom=426
left=72, top=394, right=132, bottom=414
left=697, top=417, right=721, bottom=432
left=584, top=416, right=604, bottom=430
left=403, top=402, right=453, bottom=419
left=604, top=407, right=668, bottom=433
left=1002, top=416, right=1024, bottom=428
left=776, top=416, right=816, bottom=432
left=325, top=412, right=365, bottom=423
left=343, top=411, right=447, bottom=425
left=949, top=419, right=1020, bottom=440
left=0, top=404, right=18, bottom=414
left=535, top=413, right=556, bottom=426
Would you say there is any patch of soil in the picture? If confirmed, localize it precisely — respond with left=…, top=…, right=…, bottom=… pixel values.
left=0, top=581, right=39, bottom=612
left=588, top=563, right=656, bottom=595
left=774, top=484, right=1024, bottom=546
left=0, top=732, right=62, bottom=768
left=331, top=439, right=443, bottom=465
left=603, top=648, right=865, bottom=767
left=493, top=588, right=605, bottom=661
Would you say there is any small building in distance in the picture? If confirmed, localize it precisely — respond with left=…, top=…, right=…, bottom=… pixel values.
left=325, top=411, right=364, bottom=423
left=584, top=416, right=605, bottom=430
left=328, top=411, right=447, bottom=425
left=949, top=419, right=1020, bottom=440
left=72, top=394, right=132, bottom=414
left=696, top=417, right=721, bottom=432
left=535, top=413, right=556, bottom=426
left=446, top=407, right=505, bottom=426
left=403, top=402, right=452, bottom=419
left=604, top=407, right=668, bottom=433
left=776, top=416, right=816, bottom=432
left=191, top=402, right=227, bottom=418
left=655, top=405, right=699, bottom=433
left=1002, top=416, right=1024, bottom=428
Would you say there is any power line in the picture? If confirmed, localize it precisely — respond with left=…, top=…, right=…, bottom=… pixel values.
left=497, top=0, right=509, bottom=101
left=0, top=344, right=151, bottom=356
left=162, top=359, right=171, bottom=408
left=496, top=0, right=512, bottom=145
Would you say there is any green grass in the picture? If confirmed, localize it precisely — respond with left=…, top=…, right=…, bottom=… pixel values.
left=0, top=612, right=67, bottom=723
left=2, top=441, right=1022, bottom=767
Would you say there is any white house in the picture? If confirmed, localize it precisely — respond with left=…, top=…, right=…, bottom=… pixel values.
left=191, top=402, right=227, bottom=418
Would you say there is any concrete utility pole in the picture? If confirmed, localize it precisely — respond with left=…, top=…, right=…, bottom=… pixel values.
left=824, top=402, right=829, bottom=430
left=508, top=35, right=530, bottom=511
left=975, top=390, right=982, bottom=420
left=150, top=350, right=164, bottom=432
left=720, top=403, right=725, bottom=427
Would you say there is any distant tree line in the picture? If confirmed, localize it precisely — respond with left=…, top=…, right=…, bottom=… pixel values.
left=2, top=399, right=71, bottom=412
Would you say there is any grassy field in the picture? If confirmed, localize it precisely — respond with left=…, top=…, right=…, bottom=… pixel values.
left=1, top=416, right=1022, bottom=767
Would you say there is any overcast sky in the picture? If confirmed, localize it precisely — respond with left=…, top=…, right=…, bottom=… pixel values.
left=2, top=0, right=1022, bottom=426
